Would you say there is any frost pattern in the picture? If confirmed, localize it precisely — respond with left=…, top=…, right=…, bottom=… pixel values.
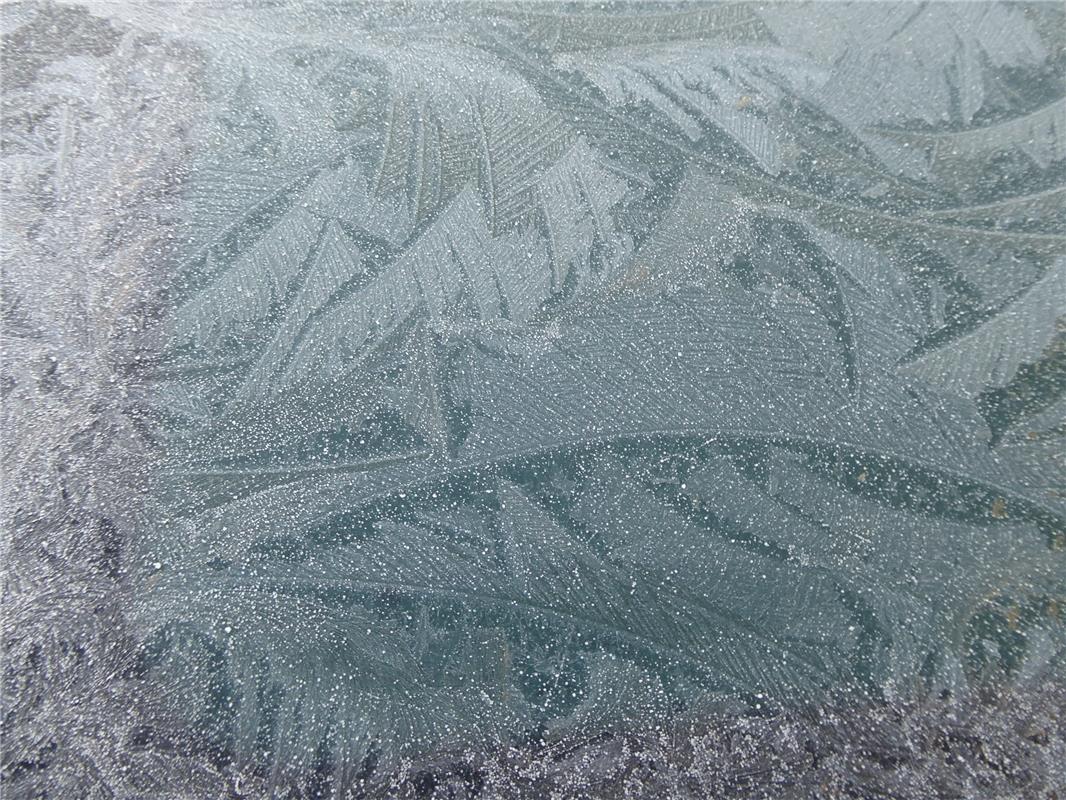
left=4, top=2, right=1065, bottom=798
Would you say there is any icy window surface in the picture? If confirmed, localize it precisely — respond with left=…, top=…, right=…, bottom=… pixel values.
left=4, top=1, right=1064, bottom=797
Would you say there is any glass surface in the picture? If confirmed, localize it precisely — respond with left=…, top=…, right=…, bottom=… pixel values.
left=3, top=2, right=1064, bottom=797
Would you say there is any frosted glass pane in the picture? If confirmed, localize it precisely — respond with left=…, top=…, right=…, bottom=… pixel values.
left=4, top=2, right=1063, bottom=797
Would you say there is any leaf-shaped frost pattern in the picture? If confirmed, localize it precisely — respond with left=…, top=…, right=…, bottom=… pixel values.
left=239, top=186, right=550, bottom=396
left=901, top=259, right=1066, bottom=398
left=240, top=141, right=633, bottom=399
left=685, top=451, right=1064, bottom=698
left=556, top=45, right=823, bottom=175
left=496, top=3, right=774, bottom=52
left=875, top=99, right=1066, bottom=173
left=121, top=1, right=1066, bottom=789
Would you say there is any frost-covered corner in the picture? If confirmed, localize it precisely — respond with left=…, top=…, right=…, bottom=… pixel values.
left=1, top=3, right=219, bottom=797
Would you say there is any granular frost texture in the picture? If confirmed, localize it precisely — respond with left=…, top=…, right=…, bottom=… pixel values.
left=2, top=2, right=1064, bottom=798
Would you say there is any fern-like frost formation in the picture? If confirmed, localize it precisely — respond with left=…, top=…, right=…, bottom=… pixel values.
left=13, top=1, right=1059, bottom=794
